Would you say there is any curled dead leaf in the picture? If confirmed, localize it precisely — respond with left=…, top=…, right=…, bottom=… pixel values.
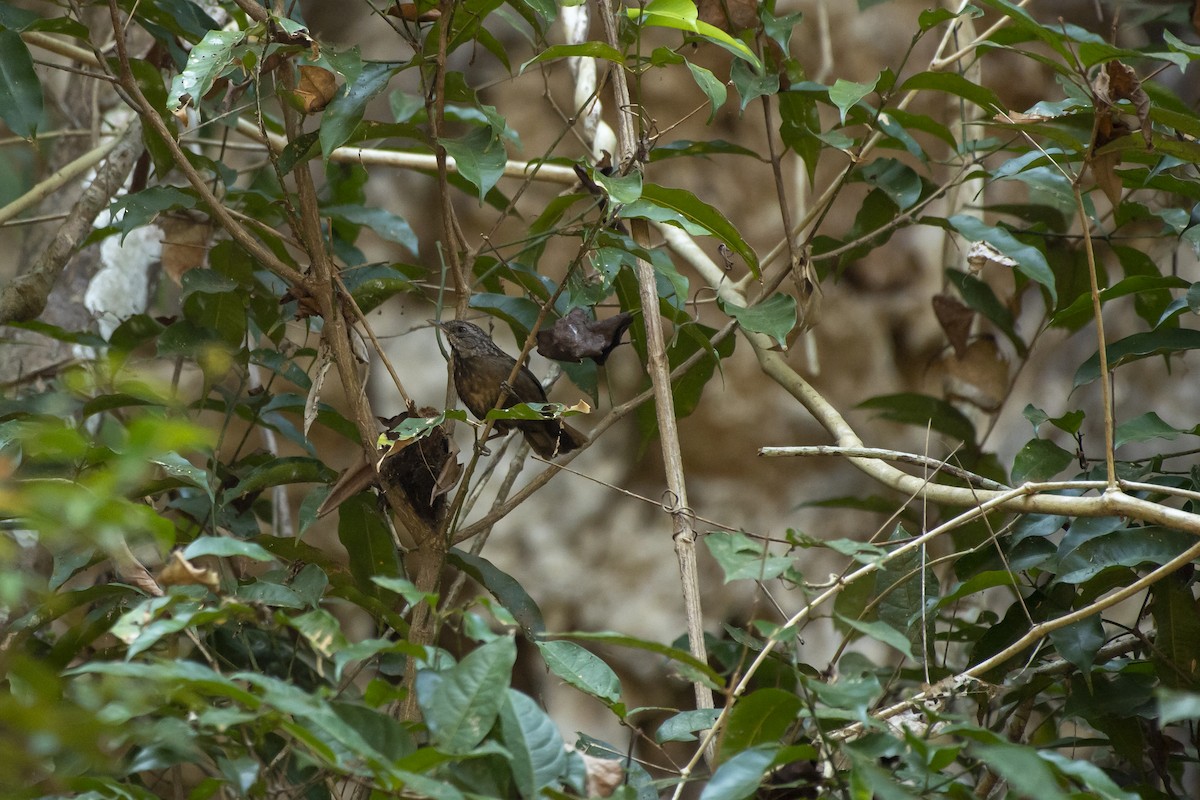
left=158, top=551, right=220, bottom=593
left=294, top=65, right=338, bottom=114
left=932, top=293, right=974, bottom=358
left=1089, top=60, right=1152, bottom=207
left=579, top=751, right=624, bottom=798
left=965, top=241, right=1017, bottom=274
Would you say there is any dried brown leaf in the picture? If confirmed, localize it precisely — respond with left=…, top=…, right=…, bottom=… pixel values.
left=295, top=65, right=338, bottom=114
left=932, top=293, right=974, bottom=357
left=158, top=551, right=220, bottom=592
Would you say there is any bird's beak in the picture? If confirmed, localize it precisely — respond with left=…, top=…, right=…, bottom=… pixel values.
left=429, top=319, right=447, bottom=330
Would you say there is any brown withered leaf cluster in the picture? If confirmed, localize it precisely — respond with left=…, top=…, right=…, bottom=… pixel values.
left=536, top=308, right=634, bottom=364
left=1090, top=60, right=1152, bottom=207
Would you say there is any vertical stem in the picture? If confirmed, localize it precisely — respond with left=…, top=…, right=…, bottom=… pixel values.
left=595, top=0, right=715, bottom=733
left=1074, top=184, right=1116, bottom=488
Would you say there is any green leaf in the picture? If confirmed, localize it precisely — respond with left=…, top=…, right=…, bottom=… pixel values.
left=628, top=0, right=761, bottom=70
left=873, top=525, right=936, bottom=662
left=656, top=708, right=721, bottom=743
left=1115, top=411, right=1196, bottom=449
left=705, top=531, right=794, bottom=583
left=945, top=269, right=1026, bottom=356
left=499, top=689, right=569, bottom=799
left=1011, top=438, right=1074, bottom=484
left=520, top=42, right=623, bottom=72
left=449, top=549, right=545, bottom=636
left=947, top=214, right=1056, bottom=304
left=686, top=60, right=728, bottom=121
left=593, top=169, right=643, bottom=205
left=110, top=186, right=198, bottom=242
left=1038, top=751, right=1140, bottom=800
left=424, top=636, right=517, bottom=753
left=623, top=184, right=759, bottom=276
left=322, top=205, right=418, bottom=254
left=719, top=295, right=796, bottom=348
left=551, top=631, right=722, bottom=688
left=225, top=457, right=335, bottom=500
left=1047, top=614, right=1104, bottom=673
left=859, top=158, right=922, bottom=210
left=0, top=30, right=43, bottom=138
left=166, top=29, right=246, bottom=111
left=1074, top=328, right=1200, bottom=388
left=1050, top=275, right=1189, bottom=330
left=699, top=745, right=777, bottom=800
left=1058, top=527, right=1199, bottom=584
left=441, top=126, right=507, bottom=202
left=970, top=742, right=1069, bottom=800
left=337, top=494, right=401, bottom=595
left=829, top=75, right=878, bottom=124
left=182, top=536, right=275, bottom=562
left=320, top=61, right=400, bottom=158
left=534, top=640, right=621, bottom=704
left=1157, top=689, right=1200, bottom=726
left=899, top=70, right=1002, bottom=112
left=835, top=614, right=916, bottom=661
left=721, top=689, right=802, bottom=754
left=730, top=58, right=779, bottom=111
left=858, top=393, right=976, bottom=446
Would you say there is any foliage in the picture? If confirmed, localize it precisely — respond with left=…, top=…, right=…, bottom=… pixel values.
left=1, top=0, right=1200, bottom=798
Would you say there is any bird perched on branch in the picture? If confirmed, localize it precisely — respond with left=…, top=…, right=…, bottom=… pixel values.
left=433, top=319, right=587, bottom=458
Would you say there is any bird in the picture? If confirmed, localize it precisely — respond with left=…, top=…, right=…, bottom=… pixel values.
left=433, top=319, right=588, bottom=459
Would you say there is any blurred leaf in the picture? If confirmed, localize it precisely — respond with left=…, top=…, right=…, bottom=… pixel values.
left=1074, top=328, right=1200, bottom=387
left=0, top=31, right=43, bottom=138
left=858, top=393, right=977, bottom=446
left=705, top=531, right=794, bottom=583
left=183, top=537, right=274, bottom=561
left=322, top=205, right=418, bottom=253
left=656, top=708, right=722, bottom=743
left=699, top=745, right=777, bottom=800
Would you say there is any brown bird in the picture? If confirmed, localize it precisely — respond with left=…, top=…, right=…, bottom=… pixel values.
left=434, top=319, right=587, bottom=458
